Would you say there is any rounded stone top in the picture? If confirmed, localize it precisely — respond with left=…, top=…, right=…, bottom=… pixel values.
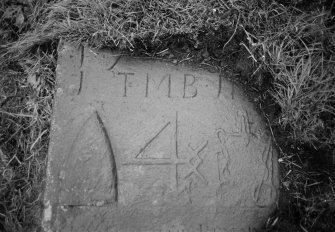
left=43, top=44, right=279, bottom=232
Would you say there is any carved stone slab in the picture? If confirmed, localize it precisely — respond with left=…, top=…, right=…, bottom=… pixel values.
left=43, top=44, right=279, bottom=232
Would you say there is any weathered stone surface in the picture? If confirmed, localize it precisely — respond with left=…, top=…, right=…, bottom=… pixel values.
left=43, top=44, right=280, bottom=232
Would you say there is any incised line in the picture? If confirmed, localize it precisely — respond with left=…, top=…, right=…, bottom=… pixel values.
left=124, top=111, right=187, bottom=191
left=253, top=181, right=263, bottom=204
left=177, top=141, right=209, bottom=202
left=135, top=121, right=171, bottom=158
left=61, top=201, right=114, bottom=208
left=145, top=73, right=149, bottom=97
left=217, top=74, right=222, bottom=97
left=95, top=110, right=118, bottom=202
left=123, top=161, right=176, bottom=165
left=261, top=140, right=273, bottom=181
left=243, top=110, right=251, bottom=146
left=80, top=46, right=84, bottom=68
left=125, top=111, right=209, bottom=194
left=107, top=56, right=121, bottom=70
left=183, top=141, right=209, bottom=185
left=175, top=111, right=179, bottom=158
left=168, top=74, right=171, bottom=97
left=57, top=115, right=91, bottom=210
left=77, top=71, right=83, bottom=95
left=217, top=147, right=231, bottom=182
left=178, top=179, right=193, bottom=204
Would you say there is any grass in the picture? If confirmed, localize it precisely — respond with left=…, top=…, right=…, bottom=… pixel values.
left=239, top=4, right=335, bottom=146
left=1, top=0, right=335, bottom=231
left=0, top=52, right=56, bottom=231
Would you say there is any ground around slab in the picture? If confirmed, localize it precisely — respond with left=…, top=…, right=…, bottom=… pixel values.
left=0, top=0, right=335, bottom=231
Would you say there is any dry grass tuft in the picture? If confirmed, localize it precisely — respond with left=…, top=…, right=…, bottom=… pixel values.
left=0, top=49, right=57, bottom=231
left=240, top=3, right=335, bottom=147
left=6, top=0, right=242, bottom=57
left=239, top=3, right=335, bottom=230
left=1, top=1, right=57, bottom=231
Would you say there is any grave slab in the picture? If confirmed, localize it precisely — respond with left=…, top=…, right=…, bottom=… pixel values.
left=43, top=43, right=280, bottom=232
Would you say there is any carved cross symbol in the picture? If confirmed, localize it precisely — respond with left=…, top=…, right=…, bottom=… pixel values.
left=123, top=111, right=208, bottom=192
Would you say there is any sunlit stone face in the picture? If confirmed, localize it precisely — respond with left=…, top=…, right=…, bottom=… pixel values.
left=43, top=44, right=279, bottom=232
